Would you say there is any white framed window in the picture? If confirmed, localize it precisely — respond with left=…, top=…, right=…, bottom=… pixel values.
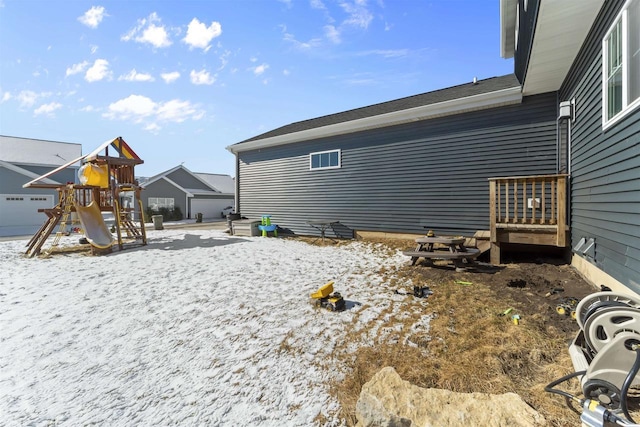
left=602, top=0, right=640, bottom=129
left=148, top=197, right=174, bottom=210
left=310, top=149, right=341, bottom=170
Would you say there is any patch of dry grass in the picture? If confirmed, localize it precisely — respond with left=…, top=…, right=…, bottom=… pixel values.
left=330, top=242, right=584, bottom=426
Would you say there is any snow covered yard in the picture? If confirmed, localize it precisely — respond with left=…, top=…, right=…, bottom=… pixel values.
left=0, top=229, right=426, bottom=426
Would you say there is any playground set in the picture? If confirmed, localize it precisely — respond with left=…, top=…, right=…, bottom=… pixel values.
left=23, top=137, right=147, bottom=257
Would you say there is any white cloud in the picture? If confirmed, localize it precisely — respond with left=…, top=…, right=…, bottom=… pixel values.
left=103, top=94, right=205, bottom=129
left=66, top=61, right=89, bottom=77
left=283, top=69, right=290, bottom=76
left=356, top=49, right=409, bottom=58
left=85, top=59, right=111, bottom=82
left=103, top=95, right=156, bottom=122
left=182, top=18, right=222, bottom=51
left=80, top=105, right=96, bottom=112
left=118, top=69, right=155, bottom=82
left=156, top=99, right=204, bottom=122
left=16, top=90, right=40, bottom=107
left=340, top=1, right=373, bottom=29
left=1, top=91, right=11, bottom=102
left=218, top=50, right=231, bottom=71
left=140, top=24, right=172, bottom=48
left=252, top=63, right=269, bottom=76
left=122, top=13, right=172, bottom=48
left=190, top=69, right=215, bottom=85
left=310, top=0, right=327, bottom=10
left=281, top=25, right=322, bottom=51
left=160, top=71, right=180, bottom=83
left=34, top=102, right=62, bottom=116
left=145, top=122, right=161, bottom=133
left=78, top=6, right=107, bottom=29
left=324, top=25, right=341, bottom=44
left=90, top=45, right=99, bottom=54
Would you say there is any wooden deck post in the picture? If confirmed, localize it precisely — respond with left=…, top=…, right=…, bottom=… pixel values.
left=489, top=179, right=501, bottom=264
left=556, top=175, right=567, bottom=246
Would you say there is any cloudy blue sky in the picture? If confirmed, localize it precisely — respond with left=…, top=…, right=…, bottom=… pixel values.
left=0, top=0, right=513, bottom=177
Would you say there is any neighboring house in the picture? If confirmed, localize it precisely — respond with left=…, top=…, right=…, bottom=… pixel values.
left=228, top=0, right=639, bottom=293
left=0, top=135, right=82, bottom=236
left=141, top=165, right=235, bottom=219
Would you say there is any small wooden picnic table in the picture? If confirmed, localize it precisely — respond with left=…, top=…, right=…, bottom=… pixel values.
left=402, top=236, right=481, bottom=268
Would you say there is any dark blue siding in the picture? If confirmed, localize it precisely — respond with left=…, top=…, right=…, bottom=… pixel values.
left=238, top=93, right=557, bottom=237
left=559, top=1, right=640, bottom=290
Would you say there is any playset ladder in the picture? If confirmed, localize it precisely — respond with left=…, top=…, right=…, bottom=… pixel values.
left=113, top=186, right=147, bottom=249
left=25, top=211, right=61, bottom=257
left=42, top=185, right=75, bottom=257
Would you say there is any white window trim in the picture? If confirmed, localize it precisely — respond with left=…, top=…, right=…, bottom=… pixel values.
left=602, top=0, right=640, bottom=130
left=148, top=197, right=175, bottom=210
left=309, top=149, right=341, bottom=170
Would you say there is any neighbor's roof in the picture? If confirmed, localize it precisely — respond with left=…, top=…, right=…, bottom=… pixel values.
left=0, top=159, right=59, bottom=184
left=228, top=74, right=521, bottom=153
left=143, top=165, right=234, bottom=195
left=0, top=135, right=82, bottom=166
left=194, top=173, right=235, bottom=194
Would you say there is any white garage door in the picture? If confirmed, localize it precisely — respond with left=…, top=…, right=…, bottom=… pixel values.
left=190, top=198, right=234, bottom=219
left=0, top=194, right=53, bottom=226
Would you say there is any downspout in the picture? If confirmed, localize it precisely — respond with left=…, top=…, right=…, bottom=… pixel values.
left=186, top=193, right=190, bottom=219
left=234, top=154, right=240, bottom=214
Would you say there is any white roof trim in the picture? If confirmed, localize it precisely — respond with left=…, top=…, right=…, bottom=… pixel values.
left=522, top=0, right=604, bottom=95
left=500, top=0, right=517, bottom=59
left=185, top=189, right=231, bottom=197
left=142, top=164, right=221, bottom=193
left=141, top=165, right=184, bottom=187
left=228, top=86, right=522, bottom=154
left=0, top=160, right=60, bottom=184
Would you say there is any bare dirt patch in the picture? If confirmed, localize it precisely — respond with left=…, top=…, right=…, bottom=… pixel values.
left=328, top=238, right=599, bottom=427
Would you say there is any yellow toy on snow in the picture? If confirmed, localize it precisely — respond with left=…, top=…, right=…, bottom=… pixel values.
left=310, top=281, right=346, bottom=311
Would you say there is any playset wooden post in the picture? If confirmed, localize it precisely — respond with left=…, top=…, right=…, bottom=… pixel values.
left=23, top=137, right=147, bottom=257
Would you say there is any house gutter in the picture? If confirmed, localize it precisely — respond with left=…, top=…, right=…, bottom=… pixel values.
left=226, top=86, right=522, bottom=154
left=234, top=155, right=240, bottom=214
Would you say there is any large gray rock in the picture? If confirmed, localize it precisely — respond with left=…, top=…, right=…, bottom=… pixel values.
left=355, top=367, right=546, bottom=427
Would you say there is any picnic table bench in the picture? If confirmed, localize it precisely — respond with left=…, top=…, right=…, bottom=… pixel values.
left=402, top=236, right=480, bottom=269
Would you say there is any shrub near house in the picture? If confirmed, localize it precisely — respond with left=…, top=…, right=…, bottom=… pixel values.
left=144, top=206, right=183, bottom=223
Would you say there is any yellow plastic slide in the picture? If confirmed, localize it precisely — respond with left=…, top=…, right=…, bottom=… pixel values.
left=74, top=201, right=115, bottom=249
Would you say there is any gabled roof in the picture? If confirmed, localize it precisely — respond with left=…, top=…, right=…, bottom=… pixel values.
left=0, top=135, right=82, bottom=167
left=142, top=165, right=234, bottom=195
left=0, top=159, right=60, bottom=184
left=228, top=74, right=521, bottom=154
left=194, top=173, right=235, bottom=194
left=141, top=164, right=186, bottom=187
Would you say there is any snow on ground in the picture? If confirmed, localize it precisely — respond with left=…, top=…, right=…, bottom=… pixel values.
left=0, top=229, right=424, bottom=426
